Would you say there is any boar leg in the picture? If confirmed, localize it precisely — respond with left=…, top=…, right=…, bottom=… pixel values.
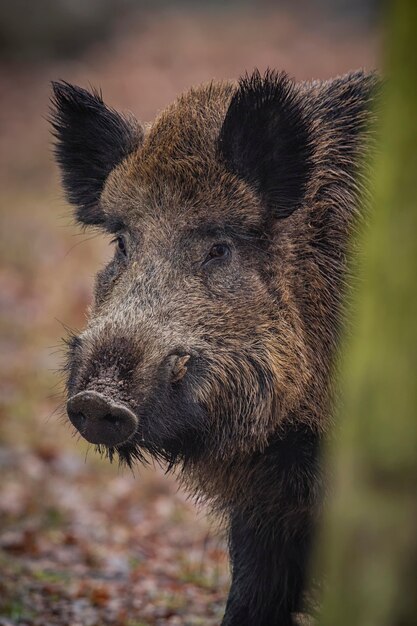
left=222, top=511, right=310, bottom=626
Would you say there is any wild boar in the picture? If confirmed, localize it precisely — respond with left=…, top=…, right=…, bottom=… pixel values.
left=50, top=69, right=377, bottom=625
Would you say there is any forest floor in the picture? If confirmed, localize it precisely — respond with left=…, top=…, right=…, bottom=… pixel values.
left=0, top=446, right=227, bottom=626
left=0, top=5, right=375, bottom=625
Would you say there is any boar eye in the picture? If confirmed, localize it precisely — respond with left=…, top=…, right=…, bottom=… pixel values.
left=203, top=243, right=231, bottom=266
left=111, top=235, right=128, bottom=258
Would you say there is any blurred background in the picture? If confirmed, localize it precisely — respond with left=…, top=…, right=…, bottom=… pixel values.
left=0, top=1, right=378, bottom=624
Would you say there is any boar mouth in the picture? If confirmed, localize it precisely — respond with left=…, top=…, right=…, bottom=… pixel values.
left=65, top=348, right=208, bottom=467
left=66, top=390, right=139, bottom=447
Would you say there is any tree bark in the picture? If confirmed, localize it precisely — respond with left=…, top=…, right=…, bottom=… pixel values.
left=315, top=1, right=417, bottom=625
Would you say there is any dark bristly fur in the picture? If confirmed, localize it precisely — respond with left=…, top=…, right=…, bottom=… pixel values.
left=50, top=69, right=378, bottom=625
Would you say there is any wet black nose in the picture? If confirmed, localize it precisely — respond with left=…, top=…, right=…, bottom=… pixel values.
left=66, top=391, right=138, bottom=446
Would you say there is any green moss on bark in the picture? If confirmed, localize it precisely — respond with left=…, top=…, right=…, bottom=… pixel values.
left=316, top=2, right=417, bottom=625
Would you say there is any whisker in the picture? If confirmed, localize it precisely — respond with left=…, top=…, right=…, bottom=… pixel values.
left=63, top=233, right=101, bottom=258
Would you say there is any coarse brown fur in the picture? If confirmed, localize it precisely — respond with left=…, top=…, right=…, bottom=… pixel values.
left=50, top=69, right=378, bottom=625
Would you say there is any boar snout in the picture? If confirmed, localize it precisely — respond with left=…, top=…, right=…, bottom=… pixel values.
left=67, top=390, right=138, bottom=446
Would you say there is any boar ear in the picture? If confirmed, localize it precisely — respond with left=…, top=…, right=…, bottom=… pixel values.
left=218, top=69, right=313, bottom=219
left=50, top=81, right=143, bottom=226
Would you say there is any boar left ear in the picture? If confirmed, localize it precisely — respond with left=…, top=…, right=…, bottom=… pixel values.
left=218, top=69, right=313, bottom=219
left=50, top=81, right=143, bottom=226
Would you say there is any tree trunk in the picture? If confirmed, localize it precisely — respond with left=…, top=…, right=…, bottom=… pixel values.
left=315, top=1, right=417, bottom=625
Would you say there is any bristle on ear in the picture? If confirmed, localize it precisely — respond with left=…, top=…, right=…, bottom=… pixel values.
left=50, top=81, right=143, bottom=225
left=218, top=69, right=313, bottom=219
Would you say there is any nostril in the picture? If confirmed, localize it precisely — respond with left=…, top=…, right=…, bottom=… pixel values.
left=103, top=413, right=120, bottom=427
left=67, top=410, right=86, bottom=433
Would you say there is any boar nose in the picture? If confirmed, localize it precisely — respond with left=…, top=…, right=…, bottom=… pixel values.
left=66, top=391, right=138, bottom=446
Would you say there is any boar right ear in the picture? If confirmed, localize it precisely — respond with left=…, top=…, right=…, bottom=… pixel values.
left=218, top=69, right=313, bottom=219
left=50, top=81, right=143, bottom=226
